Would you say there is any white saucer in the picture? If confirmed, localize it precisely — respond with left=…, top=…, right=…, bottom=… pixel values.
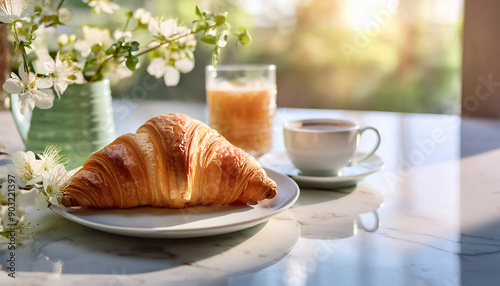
left=259, top=152, right=384, bottom=189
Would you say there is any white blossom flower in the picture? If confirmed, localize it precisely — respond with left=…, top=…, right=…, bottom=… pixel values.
left=41, top=165, right=70, bottom=206
left=2, top=64, right=54, bottom=114
left=2, top=146, right=68, bottom=221
left=1, top=195, right=25, bottom=222
left=147, top=58, right=177, bottom=86
left=57, top=33, right=77, bottom=49
left=69, top=61, right=85, bottom=84
left=39, top=145, right=67, bottom=172
left=83, top=0, right=119, bottom=15
left=147, top=56, right=194, bottom=87
left=33, top=50, right=52, bottom=75
left=0, top=207, right=33, bottom=243
left=177, top=26, right=196, bottom=47
left=0, top=0, right=31, bottom=23
left=133, top=8, right=150, bottom=25
left=175, top=57, right=195, bottom=73
left=108, top=61, right=134, bottom=84
left=113, top=30, right=132, bottom=42
left=146, top=58, right=166, bottom=79
left=58, top=33, right=69, bottom=46
left=7, top=150, right=44, bottom=186
left=148, top=18, right=177, bottom=39
left=74, top=25, right=112, bottom=58
left=58, top=7, right=73, bottom=25
left=44, top=53, right=78, bottom=97
left=27, top=25, right=51, bottom=59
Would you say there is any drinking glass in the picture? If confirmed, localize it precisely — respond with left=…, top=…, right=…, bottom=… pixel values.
left=206, top=64, right=277, bottom=157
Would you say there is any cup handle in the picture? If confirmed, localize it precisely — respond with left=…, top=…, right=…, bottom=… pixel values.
left=350, top=126, right=381, bottom=166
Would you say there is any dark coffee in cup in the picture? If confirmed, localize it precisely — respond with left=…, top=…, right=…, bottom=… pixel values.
left=297, top=122, right=354, bottom=132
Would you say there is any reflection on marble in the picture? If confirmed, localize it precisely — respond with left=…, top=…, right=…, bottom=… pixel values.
left=0, top=210, right=299, bottom=285
left=290, top=184, right=383, bottom=239
left=231, top=148, right=462, bottom=286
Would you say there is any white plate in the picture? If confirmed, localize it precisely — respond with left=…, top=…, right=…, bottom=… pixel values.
left=259, top=152, right=384, bottom=189
left=50, top=168, right=299, bottom=238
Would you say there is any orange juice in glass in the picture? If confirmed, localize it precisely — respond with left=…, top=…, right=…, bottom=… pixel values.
left=206, top=65, right=277, bottom=157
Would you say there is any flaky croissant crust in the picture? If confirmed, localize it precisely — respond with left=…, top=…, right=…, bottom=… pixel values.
left=62, top=113, right=277, bottom=208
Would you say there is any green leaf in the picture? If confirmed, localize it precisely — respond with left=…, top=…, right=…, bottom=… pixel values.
left=83, top=58, right=99, bottom=81
left=201, top=35, right=216, bottom=45
left=214, top=14, right=227, bottom=26
left=184, top=50, right=195, bottom=61
left=31, top=23, right=39, bottom=33
left=0, top=230, right=9, bottom=239
left=105, top=45, right=117, bottom=55
left=212, top=47, right=220, bottom=66
left=129, top=41, right=140, bottom=52
left=195, top=5, right=203, bottom=20
left=237, top=26, right=246, bottom=33
left=84, top=58, right=97, bottom=69
left=91, top=44, right=101, bottom=55
left=125, top=55, right=139, bottom=71
left=192, top=21, right=207, bottom=33
left=238, top=28, right=252, bottom=47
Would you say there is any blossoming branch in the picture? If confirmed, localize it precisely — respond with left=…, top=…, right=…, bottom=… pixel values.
left=0, top=0, right=252, bottom=114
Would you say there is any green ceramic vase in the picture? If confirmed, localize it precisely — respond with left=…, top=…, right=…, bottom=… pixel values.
left=10, top=79, right=116, bottom=170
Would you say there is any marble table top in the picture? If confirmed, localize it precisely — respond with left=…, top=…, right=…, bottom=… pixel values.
left=1, top=100, right=499, bottom=285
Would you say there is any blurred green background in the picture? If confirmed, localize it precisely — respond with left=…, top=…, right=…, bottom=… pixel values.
left=69, top=0, right=463, bottom=114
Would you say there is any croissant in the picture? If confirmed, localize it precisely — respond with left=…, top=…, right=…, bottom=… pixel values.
left=61, top=113, right=277, bottom=208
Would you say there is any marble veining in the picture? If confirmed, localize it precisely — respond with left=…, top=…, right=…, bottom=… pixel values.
left=2, top=103, right=500, bottom=284
left=0, top=174, right=386, bottom=285
left=0, top=209, right=299, bottom=285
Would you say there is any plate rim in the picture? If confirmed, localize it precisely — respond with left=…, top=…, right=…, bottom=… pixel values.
left=50, top=168, right=300, bottom=236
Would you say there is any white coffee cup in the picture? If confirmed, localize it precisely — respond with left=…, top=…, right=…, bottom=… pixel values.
left=283, top=119, right=381, bottom=176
